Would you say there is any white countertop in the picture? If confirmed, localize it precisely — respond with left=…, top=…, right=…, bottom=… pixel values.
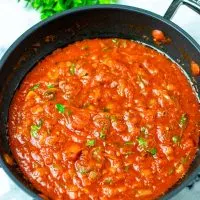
left=0, top=0, right=200, bottom=199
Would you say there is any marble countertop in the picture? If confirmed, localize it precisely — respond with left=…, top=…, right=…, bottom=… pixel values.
left=0, top=0, right=200, bottom=199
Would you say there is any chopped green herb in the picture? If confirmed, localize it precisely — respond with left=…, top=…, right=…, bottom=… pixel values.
left=47, top=84, right=54, bottom=89
left=104, top=178, right=113, bottom=184
left=172, top=135, right=181, bottom=144
left=69, top=63, right=76, bottom=75
left=148, top=148, right=157, bottom=156
left=30, top=84, right=40, bottom=91
left=30, top=124, right=40, bottom=138
left=179, top=113, right=188, bottom=129
left=140, top=126, right=148, bottom=135
left=79, top=168, right=89, bottom=175
left=20, top=0, right=117, bottom=20
left=137, top=137, right=148, bottom=147
left=55, top=103, right=65, bottom=114
left=30, top=119, right=43, bottom=138
left=100, top=132, right=106, bottom=140
left=99, top=127, right=106, bottom=140
left=86, top=139, right=96, bottom=147
left=124, top=141, right=134, bottom=145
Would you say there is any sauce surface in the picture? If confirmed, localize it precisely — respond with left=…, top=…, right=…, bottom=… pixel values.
left=9, top=39, right=200, bottom=200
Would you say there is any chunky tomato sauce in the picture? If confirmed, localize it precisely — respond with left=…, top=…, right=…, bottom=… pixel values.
left=9, top=39, right=200, bottom=200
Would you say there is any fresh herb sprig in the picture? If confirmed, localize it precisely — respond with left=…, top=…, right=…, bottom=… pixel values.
left=20, top=0, right=117, bottom=19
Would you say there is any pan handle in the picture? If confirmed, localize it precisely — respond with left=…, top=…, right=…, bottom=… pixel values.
left=164, top=0, right=200, bottom=20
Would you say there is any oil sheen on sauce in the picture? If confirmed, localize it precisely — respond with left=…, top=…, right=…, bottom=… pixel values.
left=9, top=39, right=200, bottom=200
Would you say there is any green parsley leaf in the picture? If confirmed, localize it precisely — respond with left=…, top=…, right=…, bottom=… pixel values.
left=47, top=84, right=54, bottom=89
left=20, top=0, right=118, bottom=20
left=86, top=139, right=96, bottom=147
left=30, top=125, right=40, bottom=138
left=53, top=1, right=65, bottom=12
left=137, top=137, right=148, bottom=147
left=69, top=63, right=76, bottom=75
left=148, top=148, right=157, bottom=156
left=99, top=127, right=106, bottom=140
left=172, top=135, right=181, bottom=144
left=100, top=132, right=106, bottom=139
left=31, top=0, right=41, bottom=9
left=30, top=83, right=40, bottom=91
left=41, top=10, right=54, bottom=20
left=30, top=119, right=43, bottom=138
left=55, top=103, right=65, bottom=114
left=179, top=113, right=188, bottom=129
left=79, top=168, right=89, bottom=175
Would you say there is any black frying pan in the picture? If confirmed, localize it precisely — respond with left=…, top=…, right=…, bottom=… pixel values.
left=0, top=0, right=200, bottom=199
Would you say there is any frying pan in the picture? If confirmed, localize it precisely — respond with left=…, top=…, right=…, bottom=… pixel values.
left=0, top=0, right=200, bottom=199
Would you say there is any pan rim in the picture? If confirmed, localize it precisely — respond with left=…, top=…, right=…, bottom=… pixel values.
left=0, top=4, right=200, bottom=71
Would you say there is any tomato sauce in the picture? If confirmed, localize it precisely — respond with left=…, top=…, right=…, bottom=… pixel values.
left=9, top=39, right=200, bottom=200
left=152, top=30, right=170, bottom=44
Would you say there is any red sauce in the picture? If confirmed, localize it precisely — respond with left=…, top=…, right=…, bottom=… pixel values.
left=191, top=61, right=200, bottom=76
left=9, top=39, right=200, bottom=200
left=152, top=30, right=171, bottom=44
